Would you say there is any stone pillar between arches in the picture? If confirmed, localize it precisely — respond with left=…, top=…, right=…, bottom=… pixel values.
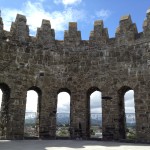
left=6, top=86, right=27, bottom=139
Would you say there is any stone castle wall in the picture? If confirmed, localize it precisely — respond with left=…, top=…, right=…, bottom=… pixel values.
left=0, top=9, right=150, bottom=142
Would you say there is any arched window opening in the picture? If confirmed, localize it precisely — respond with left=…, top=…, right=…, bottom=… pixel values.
left=24, top=90, right=39, bottom=138
left=124, top=90, right=136, bottom=140
left=56, top=91, right=70, bottom=137
left=90, top=90, right=102, bottom=138
left=118, top=86, right=136, bottom=140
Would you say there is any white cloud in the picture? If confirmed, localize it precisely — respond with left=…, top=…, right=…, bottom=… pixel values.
left=125, top=107, right=135, bottom=113
left=90, top=91, right=102, bottom=113
left=124, top=90, right=135, bottom=113
left=1, top=8, right=23, bottom=31
left=57, top=92, right=70, bottom=113
left=91, top=108, right=102, bottom=113
left=96, top=9, right=111, bottom=19
left=1, top=0, right=85, bottom=36
left=124, top=90, right=134, bottom=101
left=54, top=0, right=82, bottom=6
left=26, top=90, right=38, bottom=112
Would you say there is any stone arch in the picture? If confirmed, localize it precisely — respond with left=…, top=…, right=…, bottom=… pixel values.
left=86, top=87, right=102, bottom=138
left=0, top=83, right=11, bottom=138
left=57, top=88, right=71, bottom=95
left=24, top=86, right=42, bottom=138
left=28, top=86, right=42, bottom=121
left=56, top=88, right=71, bottom=138
left=118, top=85, right=136, bottom=139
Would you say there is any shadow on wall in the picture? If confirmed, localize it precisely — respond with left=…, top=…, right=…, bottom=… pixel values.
left=0, top=140, right=150, bottom=150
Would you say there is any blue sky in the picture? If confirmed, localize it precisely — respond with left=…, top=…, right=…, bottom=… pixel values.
left=0, top=0, right=150, bottom=39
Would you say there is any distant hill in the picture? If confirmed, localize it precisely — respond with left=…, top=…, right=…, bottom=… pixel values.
left=25, top=112, right=37, bottom=125
left=25, top=118, right=36, bottom=125
left=25, top=113, right=136, bottom=127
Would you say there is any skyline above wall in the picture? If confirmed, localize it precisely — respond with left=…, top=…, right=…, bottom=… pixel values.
left=0, top=0, right=150, bottom=39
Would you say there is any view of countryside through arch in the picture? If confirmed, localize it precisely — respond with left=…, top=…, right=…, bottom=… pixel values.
left=3, top=89, right=136, bottom=139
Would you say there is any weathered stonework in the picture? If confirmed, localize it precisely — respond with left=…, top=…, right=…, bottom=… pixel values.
left=0, top=8, right=150, bottom=143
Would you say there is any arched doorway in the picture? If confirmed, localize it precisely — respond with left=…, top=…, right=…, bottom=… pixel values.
left=118, top=86, right=136, bottom=140
left=87, top=87, right=102, bottom=139
left=56, top=88, right=71, bottom=138
left=24, top=86, right=42, bottom=138
left=0, top=83, right=10, bottom=139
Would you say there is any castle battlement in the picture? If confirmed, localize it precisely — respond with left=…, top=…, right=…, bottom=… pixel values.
left=0, top=8, right=150, bottom=48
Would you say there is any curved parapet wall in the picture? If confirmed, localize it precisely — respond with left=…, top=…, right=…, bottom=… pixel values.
left=0, top=9, right=150, bottom=142
left=0, top=10, right=149, bottom=46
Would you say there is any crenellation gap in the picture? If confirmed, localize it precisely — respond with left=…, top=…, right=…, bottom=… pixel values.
left=0, top=9, right=150, bottom=45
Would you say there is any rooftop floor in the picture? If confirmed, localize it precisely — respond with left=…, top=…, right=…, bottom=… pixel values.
left=0, top=140, right=150, bottom=150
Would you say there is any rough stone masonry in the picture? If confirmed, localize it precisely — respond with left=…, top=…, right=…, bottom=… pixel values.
left=0, top=8, right=150, bottom=143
